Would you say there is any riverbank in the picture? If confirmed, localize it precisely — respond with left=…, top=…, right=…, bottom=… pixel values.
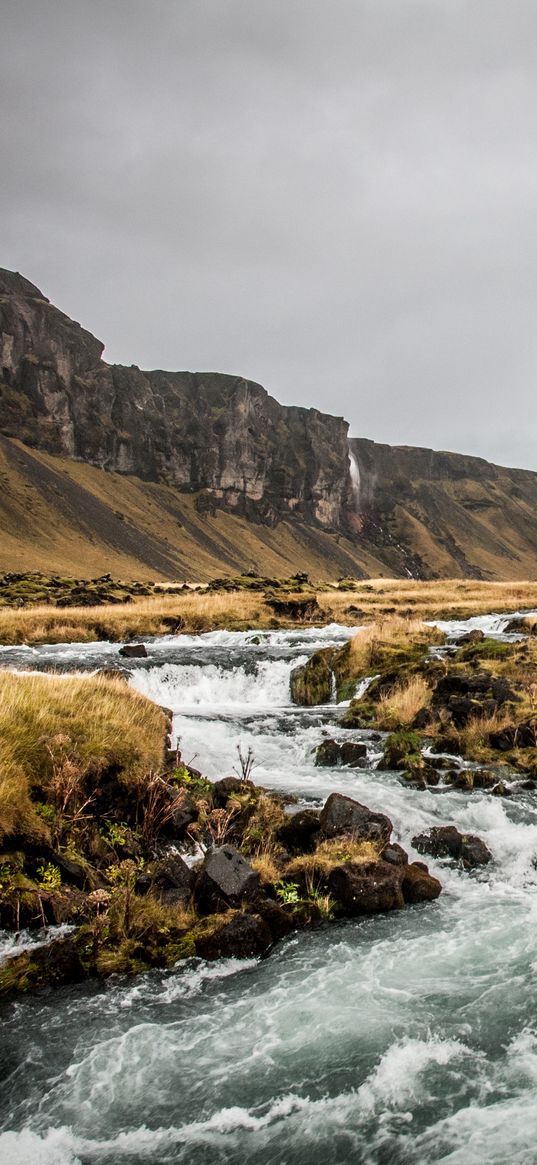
left=0, top=667, right=442, bottom=996
left=2, top=574, right=537, bottom=644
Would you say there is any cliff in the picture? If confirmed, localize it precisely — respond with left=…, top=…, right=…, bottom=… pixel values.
left=2, top=266, right=537, bottom=581
left=349, top=437, right=537, bottom=580
left=0, top=269, right=350, bottom=530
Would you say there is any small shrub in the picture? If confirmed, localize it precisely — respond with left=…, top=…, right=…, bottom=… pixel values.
left=275, top=880, right=301, bottom=904
left=36, top=862, right=62, bottom=891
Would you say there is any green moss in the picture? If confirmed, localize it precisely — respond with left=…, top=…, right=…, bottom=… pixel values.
left=340, top=698, right=378, bottom=728
left=290, top=650, right=335, bottom=706
left=459, top=639, right=514, bottom=662
left=382, top=730, right=423, bottom=770
left=172, top=933, right=197, bottom=960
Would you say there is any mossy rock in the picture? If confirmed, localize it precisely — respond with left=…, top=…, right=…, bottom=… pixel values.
left=340, top=699, right=378, bottom=728
left=380, top=730, right=423, bottom=771
left=0, top=935, right=87, bottom=997
left=290, top=650, right=334, bottom=706
left=458, top=638, right=514, bottom=662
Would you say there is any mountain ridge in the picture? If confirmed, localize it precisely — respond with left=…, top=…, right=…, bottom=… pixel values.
left=1, top=266, right=537, bottom=581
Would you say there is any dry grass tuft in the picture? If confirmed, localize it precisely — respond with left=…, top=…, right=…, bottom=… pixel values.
left=348, top=618, right=443, bottom=671
left=376, top=675, right=432, bottom=729
left=456, top=710, right=515, bottom=760
left=0, top=671, right=168, bottom=842
left=285, top=837, right=382, bottom=882
left=251, top=852, right=282, bottom=884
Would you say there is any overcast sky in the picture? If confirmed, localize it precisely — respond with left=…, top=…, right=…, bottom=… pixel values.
left=2, top=0, right=537, bottom=469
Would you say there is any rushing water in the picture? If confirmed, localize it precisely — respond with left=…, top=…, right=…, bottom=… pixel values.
left=2, top=615, right=537, bottom=1164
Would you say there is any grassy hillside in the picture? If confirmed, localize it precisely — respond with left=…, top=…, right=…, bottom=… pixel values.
left=0, top=435, right=387, bottom=581
left=3, top=431, right=537, bottom=582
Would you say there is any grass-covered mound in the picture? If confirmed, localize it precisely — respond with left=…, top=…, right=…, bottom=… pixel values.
left=298, top=618, right=537, bottom=784
left=0, top=671, right=168, bottom=846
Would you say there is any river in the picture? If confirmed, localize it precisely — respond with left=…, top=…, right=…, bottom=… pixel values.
left=1, top=615, right=537, bottom=1164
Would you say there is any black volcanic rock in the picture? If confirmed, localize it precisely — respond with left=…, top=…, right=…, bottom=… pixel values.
left=0, top=269, right=351, bottom=530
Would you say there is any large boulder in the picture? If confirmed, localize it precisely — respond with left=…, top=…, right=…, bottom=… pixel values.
left=340, top=741, right=368, bottom=766
left=379, top=730, right=423, bottom=771
left=489, top=721, right=537, bottom=750
left=432, top=671, right=518, bottom=728
left=151, top=854, right=194, bottom=906
left=401, top=863, right=442, bottom=904
left=380, top=843, right=409, bottom=866
left=505, top=617, right=537, bottom=636
left=193, top=912, right=272, bottom=960
left=278, top=808, right=321, bottom=853
left=0, top=936, right=86, bottom=997
left=193, top=845, right=259, bottom=914
left=315, top=739, right=341, bottom=766
left=456, top=629, right=485, bottom=644
left=412, top=825, right=492, bottom=868
left=314, top=738, right=368, bottom=767
left=328, top=860, right=405, bottom=914
left=119, top=643, right=148, bottom=658
left=320, top=793, right=392, bottom=845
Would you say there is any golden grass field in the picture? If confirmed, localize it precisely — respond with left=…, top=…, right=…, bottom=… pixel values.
left=1, top=578, right=537, bottom=645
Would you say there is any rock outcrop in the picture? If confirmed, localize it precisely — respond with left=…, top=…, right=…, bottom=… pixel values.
left=4, top=266, right=537, bottom=580
left=0, top=269, right=351, bottom=531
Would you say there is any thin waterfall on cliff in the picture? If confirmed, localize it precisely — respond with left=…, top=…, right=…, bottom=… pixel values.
left=348, top=446, right=361, bottom=509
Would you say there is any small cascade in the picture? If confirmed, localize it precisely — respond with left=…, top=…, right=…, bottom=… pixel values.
left=348, top=446, right=361, bottom=509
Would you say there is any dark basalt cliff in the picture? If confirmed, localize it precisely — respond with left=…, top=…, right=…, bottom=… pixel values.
left=2, top=265, right=537, bottom=581
left=349, top=437, right=537, bottom=579
left=0, top=269, right=351, bottom=530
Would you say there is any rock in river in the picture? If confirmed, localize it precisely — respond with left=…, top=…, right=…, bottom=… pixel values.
left=194, top=845, right=259, bottom=914
left=320, top=793, right=392, bottom=845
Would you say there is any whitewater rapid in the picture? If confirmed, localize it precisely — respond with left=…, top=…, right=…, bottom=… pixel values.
left=2, top=613, right=537, bottom=1164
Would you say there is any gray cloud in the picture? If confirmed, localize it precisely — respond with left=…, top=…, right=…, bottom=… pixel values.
left=2, top=0, right=537, bottom=467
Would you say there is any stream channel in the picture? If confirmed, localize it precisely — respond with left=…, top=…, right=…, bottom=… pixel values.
left=1, top=614, right=537, bottom=1164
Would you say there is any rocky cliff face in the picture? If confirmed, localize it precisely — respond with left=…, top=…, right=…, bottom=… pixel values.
left=0, top=269, right=351, bottom=529
left=349, top=437, right=537, bottom=579
left=4, top=266, right=537, bottom=582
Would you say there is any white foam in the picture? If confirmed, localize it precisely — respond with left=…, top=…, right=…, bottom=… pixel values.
left=129, top=656, right=305, bottom=712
